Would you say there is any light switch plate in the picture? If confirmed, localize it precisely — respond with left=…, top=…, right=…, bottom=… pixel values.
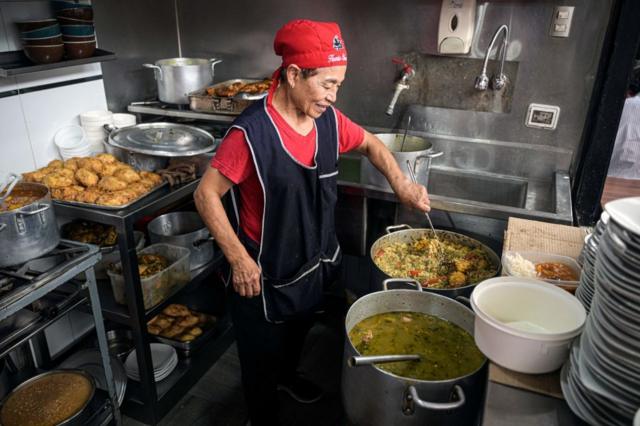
left=550, top=6, right=574, bottom=38
left=525, top=103, right=560, bottom=130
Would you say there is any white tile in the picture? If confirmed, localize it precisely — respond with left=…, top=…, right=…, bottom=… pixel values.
left=16, top=63, right=103, bottom=89
left=0, top=2, right=55, bottom=52
left=19, top=78, right=108, bottom=167
left=0, top=95, right=35, bottom=176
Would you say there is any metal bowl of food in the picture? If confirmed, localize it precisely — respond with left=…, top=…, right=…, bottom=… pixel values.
left=0, top=369, right=95, bottom=426
left=370, top=224, right=501, bottom=299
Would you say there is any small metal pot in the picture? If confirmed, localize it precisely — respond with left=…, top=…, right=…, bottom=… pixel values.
left=342, top=279, right=488, bottom=426
left=0, top=181, right=60, bottom=268
left=143, top=57, right=222, bottom=104
left=361, top=133, right=443, bottom=190
left=147, top=211, right=215, bottom=270
left=370, top=224, right=501, bottom=299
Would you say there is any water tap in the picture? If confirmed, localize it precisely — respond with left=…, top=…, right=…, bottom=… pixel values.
left=475, top=24, right=509, bottom=91
left=386, top=58, right=415, bottom=116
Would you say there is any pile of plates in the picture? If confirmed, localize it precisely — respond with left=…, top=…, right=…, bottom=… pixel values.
left=562, top=197, right=640, bottom=425
left=80, top=110, right=113, bottom=155
left=575, top=212, right=609, bottom=312
left=125, top=343, right=177, bottom=382
left=59, top=348, right=127, bottom=407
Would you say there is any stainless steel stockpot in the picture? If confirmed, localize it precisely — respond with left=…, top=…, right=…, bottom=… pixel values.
left=0, top=181, right=60, bottom=268
left=342, top=279, right=488, bottom=426
left=143, top=57, right=222, bottom=104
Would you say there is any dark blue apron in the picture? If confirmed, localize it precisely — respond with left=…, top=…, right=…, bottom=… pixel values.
left=229, top=98, right=341, bottom=322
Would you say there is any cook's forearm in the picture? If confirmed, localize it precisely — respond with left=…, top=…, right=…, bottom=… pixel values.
left=194, top=187, right=250, bottom=267
left=359, top=131, right=409, bottom=192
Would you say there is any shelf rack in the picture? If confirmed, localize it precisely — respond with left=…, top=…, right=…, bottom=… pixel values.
left=0, top=49, right=116, bottom=77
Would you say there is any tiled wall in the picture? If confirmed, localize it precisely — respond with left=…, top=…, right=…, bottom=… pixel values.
left=0, top=1, right=109, bottom=179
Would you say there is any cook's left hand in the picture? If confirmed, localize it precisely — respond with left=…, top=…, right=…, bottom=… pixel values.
left=396, top=180, right=431, bottom=212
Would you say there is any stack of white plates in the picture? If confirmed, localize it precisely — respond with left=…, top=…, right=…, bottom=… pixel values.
left=575, top=212, right=608, bottom=312
left=80, top=110, right=113, bottom=155
left=124, top=343, right=177, bottom=382
left=562, top=197, right=640, bottom=425
left=112, top=113, right=136, bottom=128
left=54, top=124, right=92, bottom=160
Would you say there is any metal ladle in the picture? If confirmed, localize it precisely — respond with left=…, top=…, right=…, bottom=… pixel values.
left=348, top=354, right=420, bottom=367
left=406, top=160, right=439, bottom=242
left=399, top=115, right=412, bottom=153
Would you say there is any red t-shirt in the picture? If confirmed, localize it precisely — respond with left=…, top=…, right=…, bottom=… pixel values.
left=211, top=95, right=365, bottom=243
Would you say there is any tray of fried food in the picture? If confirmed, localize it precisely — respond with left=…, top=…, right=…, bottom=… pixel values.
left=205, top=79, right=271, bottom=99
left=147, top=304, right=217, bottom=354
left=62, top=220, right=118, bottom=252
left=21, top=154, right=165, bottom=209
left=189, top=79, right=271, bottom=115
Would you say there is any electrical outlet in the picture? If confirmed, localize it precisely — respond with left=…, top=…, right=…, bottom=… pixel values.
left=550, top=6, right=574, bottom=38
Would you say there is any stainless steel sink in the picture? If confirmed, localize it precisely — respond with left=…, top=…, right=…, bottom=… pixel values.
left=427, top=169, right=528, bottom=208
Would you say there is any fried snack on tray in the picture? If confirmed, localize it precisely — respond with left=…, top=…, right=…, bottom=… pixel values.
left=161, top=325, right=184, bottom=339
left=47, top=159, right=63, bottom=169
left=187, top=326, right=203, bottom=337
left=162, top=304, right=191, bottom=318
left=148, top=325, right=162, bottom=335
left=96, top=153, right=117, bottom=164
left=100, top=163, right=119, bottom=177
left=147, top=305, right=215, bottom=344
left=98, top=176, right=127, bottom=192
left=113, top=167, right=141, bottom=183
left=207, top=79, right=272, bottom=97
left=75, top=168, right=99, bottom=187
left=178, top=334, right=196, bottom=342
left=43, top=173, right=73, bottom=189
left=177, top=315, right=199, bottom=328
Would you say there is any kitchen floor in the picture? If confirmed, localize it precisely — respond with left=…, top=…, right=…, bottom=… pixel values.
left=123, top=303, right=347, bottom=426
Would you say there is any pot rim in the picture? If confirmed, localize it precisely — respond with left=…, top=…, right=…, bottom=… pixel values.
left=147, top=211, right=208, bottom=238
left=373, top=132, right=434, bottom=153
left=345, top=288, right=487, bottom=384
left=155, top=57, right=212, bottom=67
left=0, top=182, right=51, bottom=215
left=0, top=369, right=95, bottom=425
left=369, top=227, right=501, bottom=291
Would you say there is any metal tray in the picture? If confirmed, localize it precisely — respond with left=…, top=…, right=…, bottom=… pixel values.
left=152, top=314, right=219, bottom=357
left=188, top=79, right=268, bottom=115
left=53, top=181, right=167, bottom=211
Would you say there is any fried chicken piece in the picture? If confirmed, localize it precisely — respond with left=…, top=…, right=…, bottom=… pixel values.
left=139, top=178, right=156, bottom=190
left=160, top=325, right=184, bottom=339
left=95, top=191, right=131, bottom=206
left=215, top=81, right=244, bottom=97
left=60, top=185, right=85, bottom=201
left=187, top=326, right=203, bottom=337
left=162, top=304, right=191, bottom=317
left=96, top=153, right=117, bottom=164
left=22, top=170, right=46, bottom=183
left=147, top=325, right=162, bottom=335
left=63, top=162, right=78, bottom=172
left=43, top=173, right=73, bottom=188
left=98, top=176, right=127, bottom=191
left=47, top=159, right=64, bottom=169
left=77, top=187, right=101, bottom=203
left=100, top=163, right=119, bottom=177
left=128, top=182, right=148, bottom=197
left=177, top=315, right=199, bottom=328
left=56, top=167, right=75, bottom=179
left=76, top=168, right=99, bottom=187
left=178, top=333, right=196, bottom=342
left=50, top=188, right=65, bottom=199
left=113, top=167, right=141, bottom=183
left=79, top=158, right=104, bottom=175
left=140, top=171, right=162, bottom=185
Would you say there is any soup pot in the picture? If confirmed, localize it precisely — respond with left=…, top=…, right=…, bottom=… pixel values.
left=0, top=179, right=60, bottom=268
left=361, top=133, right=442, bottom=191
left=342, top=279, right=488, bottom=426
left=147, top=211, right=215, bottom=270
left=143, top=57, right=222, bottom=104
left=370, top=224, right=501, bottom=299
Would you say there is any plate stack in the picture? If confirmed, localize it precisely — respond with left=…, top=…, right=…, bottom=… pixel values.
left=80, top=110, right=113, bottom=155
left=124, top=343, right=177, bottom=382
left=562, top=197, right=640, bottom=425
left=575, top=212, right=609, bottom=312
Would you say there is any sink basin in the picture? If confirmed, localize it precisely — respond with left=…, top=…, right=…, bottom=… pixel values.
left=428, top=169, right=528, bottom=208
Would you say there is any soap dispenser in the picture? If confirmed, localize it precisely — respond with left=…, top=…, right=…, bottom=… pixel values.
left=437, top=0, right=476, bottom=55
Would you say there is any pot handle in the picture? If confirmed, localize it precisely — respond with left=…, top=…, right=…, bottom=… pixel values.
left=0, top=224, right=6, bottom=232
left=209, top=58, right=223, bottom=76
left=193, top=236, right=215, bottom=248
left=385, top=224, right=412, bottom=234
left=403, top=385, right=465, bottom=415
left=383, top=278, right=422, bottom=292
left=143, top=63, right=163, bottom=81
left=18, top=203, right=50, bottom=216
left=455, top=296, right=471, bottom=309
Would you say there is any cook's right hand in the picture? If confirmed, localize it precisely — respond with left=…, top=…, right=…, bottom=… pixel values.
left=231, top=255, right=261, bottom=298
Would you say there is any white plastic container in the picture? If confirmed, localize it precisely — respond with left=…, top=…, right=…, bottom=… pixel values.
left=54, top=125, right=87, bottom=160
left=502, top=250, right=581, bottom=290
left=108, top=243, right=191, bottom=310
left=470, top=277, right=586, bottom=374
left=112, top=113, right=136, bottom=128
left=95, top=231, right=145, bottom=279
left=80, top=110, right=113, bottom=126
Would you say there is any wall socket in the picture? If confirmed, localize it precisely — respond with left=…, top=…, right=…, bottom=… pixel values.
left=549, top=6, right=574, bottom=38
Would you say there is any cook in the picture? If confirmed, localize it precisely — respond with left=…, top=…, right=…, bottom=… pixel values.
left=195, top=19, right=430, bottom=425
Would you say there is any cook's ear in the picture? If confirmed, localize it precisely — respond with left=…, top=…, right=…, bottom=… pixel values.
left=285, top=64, right=302, bottom=88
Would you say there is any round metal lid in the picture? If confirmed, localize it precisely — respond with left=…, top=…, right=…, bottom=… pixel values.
left=108, top=123, right=215, bottom=157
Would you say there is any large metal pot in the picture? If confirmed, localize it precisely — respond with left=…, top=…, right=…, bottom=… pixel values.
left=342, top=279, right=488, bottom=426
left=143, top=57, right=222, bottom=104
left=147, top=211, right=215, bottom=270
left=361, top=133, right=443, bottom=190
left=0, top=181, right=60, bottom=268
left=370, top=224, right=501, bottom=299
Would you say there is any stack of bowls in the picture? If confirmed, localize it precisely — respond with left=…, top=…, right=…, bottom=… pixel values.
left=54, top=1, right=96, bottom=59
left=575, top=212, right=609, bottom=312
left=16, top=19, right=64, bottom=64
left=54, top=125, right=91, bottom=160
left=80, top=110, right=113, bottom=154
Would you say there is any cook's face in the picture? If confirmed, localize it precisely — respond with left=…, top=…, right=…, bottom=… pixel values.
left=291, top=65, right=347, bottom=118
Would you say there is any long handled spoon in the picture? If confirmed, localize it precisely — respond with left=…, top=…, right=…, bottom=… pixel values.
left=348, top=354, right=420, bottom=367
left=405, top=160, right=438, bottom=241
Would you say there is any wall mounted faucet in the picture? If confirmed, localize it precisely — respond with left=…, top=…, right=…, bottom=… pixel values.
left=386, top=57, right=415, bottom=115
left=475, top=24, right=509, bottom=91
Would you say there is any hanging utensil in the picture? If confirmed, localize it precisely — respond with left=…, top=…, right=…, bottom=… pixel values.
left=405, top=160, right=439, bottom=242
left=399, top=115, right=412, bottom=153
left=0, top=174, right=21, bottom=206
left=348, top=354, right=420, bottom=367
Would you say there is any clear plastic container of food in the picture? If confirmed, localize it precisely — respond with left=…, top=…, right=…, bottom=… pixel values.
left=502, top=250, right=581, bottom=292
left=108, top=243, right=191, bottom=310
left=95, top=231, right=145, bottom=279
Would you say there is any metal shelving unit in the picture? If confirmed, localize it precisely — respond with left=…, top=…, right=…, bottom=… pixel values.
left=53, top=179, right=234, bottom=425
left=127, top=102, right=236, bottom=123
left=0, top=49, right=116, bottom=77
left=0, top=240, right=120, bottom=425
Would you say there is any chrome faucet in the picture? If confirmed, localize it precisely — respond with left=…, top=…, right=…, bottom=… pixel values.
left=475, top=24, right=509, bottom=91
left=386, top=58, right=415, bottom=115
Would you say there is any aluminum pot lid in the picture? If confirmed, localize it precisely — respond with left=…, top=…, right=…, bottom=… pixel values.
left=108, top=123, right=215, bottom=157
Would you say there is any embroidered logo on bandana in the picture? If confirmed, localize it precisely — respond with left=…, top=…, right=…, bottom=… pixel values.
left=332, top=35, right=344, bottom=50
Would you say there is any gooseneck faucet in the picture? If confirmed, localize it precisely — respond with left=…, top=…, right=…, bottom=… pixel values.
left=475, top=24, right=509, bottom=91
left=386, top=58, right=415, bottom=116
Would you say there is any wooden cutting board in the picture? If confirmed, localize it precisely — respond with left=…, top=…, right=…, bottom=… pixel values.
left=488, top=217, right=588, bottom=399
